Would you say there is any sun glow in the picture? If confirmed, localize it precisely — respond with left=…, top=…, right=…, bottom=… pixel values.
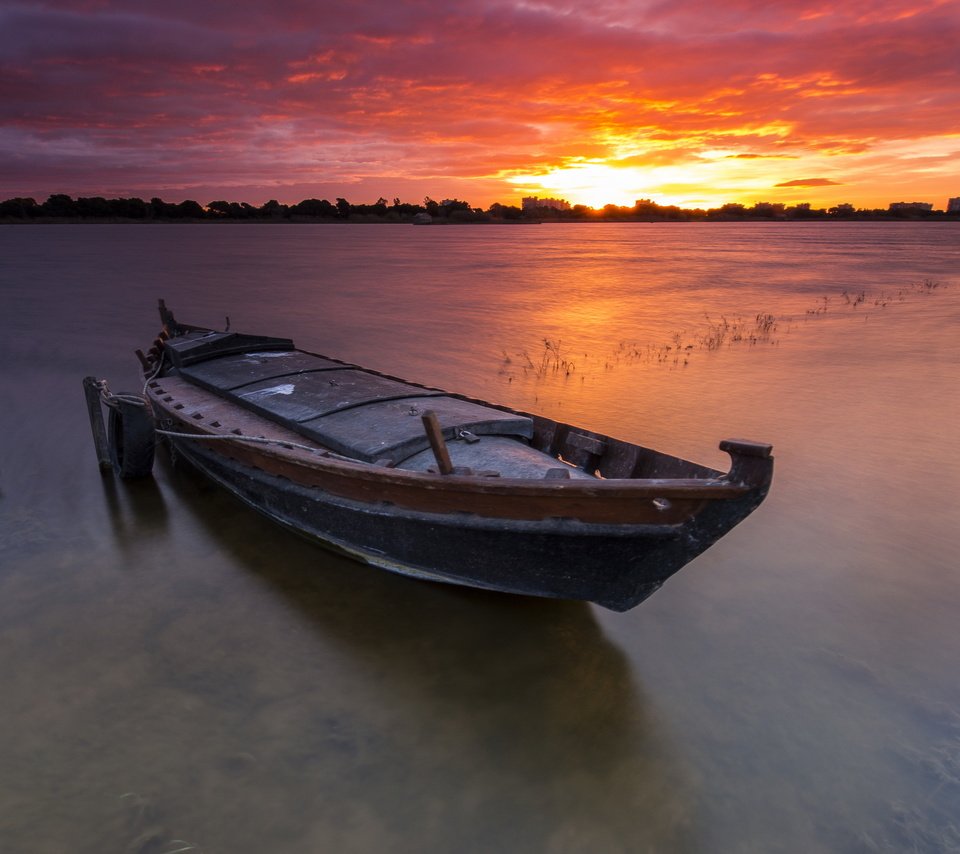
left=505, top=143, right=859, bottom=210
left=509, top=163, right=649, bottom=208
left=507, top=160, right=736, bottom=209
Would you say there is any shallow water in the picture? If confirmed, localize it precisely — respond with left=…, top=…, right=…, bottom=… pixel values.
left=1, top=222, right=959, bottom=853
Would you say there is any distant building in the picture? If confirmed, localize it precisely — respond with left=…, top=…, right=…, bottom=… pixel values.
left=947, top=197, right=960, bottom=213
left=522, top=196, right=571, bottom=212
left=888, top=201, right=933, bottom=212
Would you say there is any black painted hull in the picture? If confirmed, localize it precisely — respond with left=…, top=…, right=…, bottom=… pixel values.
left=171, top=439, right=763, bottom=611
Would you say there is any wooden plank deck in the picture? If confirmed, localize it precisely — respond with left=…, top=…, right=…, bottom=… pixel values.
left=180, top=350, right=349, bottom=390
left=172, top=350, right=534, bottom=464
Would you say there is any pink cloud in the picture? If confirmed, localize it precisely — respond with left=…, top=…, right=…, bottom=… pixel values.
left=1, top=1, right=958, bottom=206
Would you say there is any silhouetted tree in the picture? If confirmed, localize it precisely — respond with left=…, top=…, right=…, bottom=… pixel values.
left=828, top=204, right=856, bottom=218
left=710, top=203, right=747, bottom=219
left=259, top=199, right=289, bottom=219
left=749, top=202, right=785, bottom=219
left=787, top=202, right=826, bottom=219
left=10, top=191, right=948, bottom=223
left=659, top=205, right=691, bottom=220
left=600, top=204, right=634, bottom=219
left=150, top=197, right=175, bottom=218
left=633, top=199, right=662, bottom=218
left=207, top=200, right=257, bottom=218
left=290, top=198, right=338, bottom=218
left=488, top=203, right=522, bottom=220
left=42, top=194, right=77, bottom=217
left=110, top=197, right=148, bottom=218
left=0, top=197, right=39, bottom=218
left=75, top=196, right=111, bottom=217
left=388, top=200, right=424, bottom=217
left=177, top=200, right=206, bottom=219
left=207, top=200, right=231, bottom=216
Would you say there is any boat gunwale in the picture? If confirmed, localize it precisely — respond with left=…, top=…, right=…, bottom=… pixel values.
left=146, top=378, right=758, bottom=500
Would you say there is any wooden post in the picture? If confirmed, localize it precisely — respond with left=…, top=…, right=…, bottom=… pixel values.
left=421, top=411, right=454, bottom=475
left=82, top=376, right=112, bottom=472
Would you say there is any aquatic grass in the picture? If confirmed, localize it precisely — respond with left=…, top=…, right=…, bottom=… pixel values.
left=755, top=313, right=777, bottom=334
left=698, top=312, right=779, bottom=351
left=537, top=339, right=577, bottom=378
left=842, top=289, right=867, bottom=307
left=496, top=278, right=949, bottom=388
left=513, top=339, right=577, bottom=378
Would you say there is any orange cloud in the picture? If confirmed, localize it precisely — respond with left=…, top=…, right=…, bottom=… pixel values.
left=1, top=1, right=958, bottom=209
left=776, top=178, right=842, bottom=187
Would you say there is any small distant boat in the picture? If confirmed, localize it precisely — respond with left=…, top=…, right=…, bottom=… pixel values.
left=88, top=300, right=773, bottom=611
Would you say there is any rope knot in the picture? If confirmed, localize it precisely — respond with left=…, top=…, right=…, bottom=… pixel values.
left=96, top=378, right=146, bottom=410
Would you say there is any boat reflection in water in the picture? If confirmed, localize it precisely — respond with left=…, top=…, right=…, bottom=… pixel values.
left=144, top=452, right=698, bottom=851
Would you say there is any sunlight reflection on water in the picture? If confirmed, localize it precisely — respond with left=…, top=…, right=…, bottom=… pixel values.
left=0, top=222, right=958, bottom=852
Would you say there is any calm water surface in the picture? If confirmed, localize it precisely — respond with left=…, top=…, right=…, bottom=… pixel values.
left=1, top=223, right=958, bottom=853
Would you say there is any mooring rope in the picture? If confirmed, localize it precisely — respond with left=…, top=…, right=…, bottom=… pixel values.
left=95, top=351, right=164, bottom=409
left=94, top=378, right=146, bottom=410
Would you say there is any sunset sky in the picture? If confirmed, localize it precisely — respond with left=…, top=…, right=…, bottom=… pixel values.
left=2, top=0, right=959, bottom=210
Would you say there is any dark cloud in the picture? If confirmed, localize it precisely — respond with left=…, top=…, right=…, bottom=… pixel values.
left=1, top=0, right=957, bottom=205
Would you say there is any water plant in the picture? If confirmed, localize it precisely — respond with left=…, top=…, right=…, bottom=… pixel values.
left=496, top=277, right=948, bottom=388
left=514, top=339, right=576, bottom=378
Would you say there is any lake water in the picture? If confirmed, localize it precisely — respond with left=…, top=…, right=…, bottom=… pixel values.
left=1, top=222, right=958, bottom=853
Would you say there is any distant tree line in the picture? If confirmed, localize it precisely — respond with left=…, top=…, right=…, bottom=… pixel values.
left=0, top=193, right=492, bottom=223
left=1, top=193, right=956, bottom=223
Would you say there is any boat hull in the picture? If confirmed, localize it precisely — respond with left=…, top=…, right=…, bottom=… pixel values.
left=169, top=437, right=764, bottom=611
left=123, top=302, right=774, bottom=611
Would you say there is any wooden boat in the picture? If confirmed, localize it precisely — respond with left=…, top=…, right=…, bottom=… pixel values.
left=95, top=300, right=773, bottom=612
